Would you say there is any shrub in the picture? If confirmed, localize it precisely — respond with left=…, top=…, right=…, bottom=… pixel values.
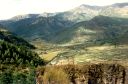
left=42, top=67, right=70, bottom=84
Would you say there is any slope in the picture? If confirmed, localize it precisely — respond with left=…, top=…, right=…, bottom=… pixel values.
left=0, top=25, right=44, bottom=67
left=0, top=3, right=128, bottom=42
left=0, top=24, right=35, bottom=48
left=51, top=16, right=128, bottom=45
left=0, top=16, right=73, bottom=41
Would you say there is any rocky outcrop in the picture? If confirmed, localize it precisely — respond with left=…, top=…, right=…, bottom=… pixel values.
left=36, top=64, right=127, bottom=84
left=87, top=64, right=126, bottom=84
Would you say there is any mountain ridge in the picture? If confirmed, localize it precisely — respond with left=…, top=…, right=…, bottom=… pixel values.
left=0, top=2, right=128, bottom=45
left=1, top=2, right=128, bottom=21
left=49, top=16, right=128, bottom=45
left=0, top=24, right=35, bottom=48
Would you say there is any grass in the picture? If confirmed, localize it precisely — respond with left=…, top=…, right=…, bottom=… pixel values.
left=45, top=44, right=128, bottom=65
left=74, top=44, right=128, bottom=63
left=33, top=38, right=128, bottom=65
left=41, top=51, right=61, bottom=61
left=37, top=66, right=70, bottom=84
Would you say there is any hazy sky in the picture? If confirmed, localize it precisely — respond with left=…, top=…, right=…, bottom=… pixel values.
left=0, top=0, right=128, bottom=20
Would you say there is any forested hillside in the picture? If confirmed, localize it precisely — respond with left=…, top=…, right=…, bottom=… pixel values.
left=0, top=25, right=35, bottom=48
left=0, top=25, right=44, bottom=84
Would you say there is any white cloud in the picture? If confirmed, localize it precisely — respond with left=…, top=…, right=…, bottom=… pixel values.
left=0, top=0, right=128, bottom=20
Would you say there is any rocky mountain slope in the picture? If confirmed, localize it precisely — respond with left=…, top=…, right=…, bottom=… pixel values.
left=49, top=16, right=128, bottom=45
left=0, top=3, right=128, bottom=42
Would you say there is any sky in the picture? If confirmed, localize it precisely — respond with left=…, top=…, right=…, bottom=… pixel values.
left=0, top=0, right=128, bottom=20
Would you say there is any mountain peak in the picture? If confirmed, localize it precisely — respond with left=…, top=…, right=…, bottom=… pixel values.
left=39, top=12, right=57, bottom=17
left=79, top=4, right=102, bottom=10
left=112, top=2, right=128, bottom=8
left=10, top=14, right=40, bottom=21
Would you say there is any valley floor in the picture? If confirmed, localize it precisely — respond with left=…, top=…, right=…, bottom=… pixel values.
left=35, top=43, right=128, bottom=66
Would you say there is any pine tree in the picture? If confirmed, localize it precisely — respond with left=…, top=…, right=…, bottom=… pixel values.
left=1, top=71, right=13, bottom=84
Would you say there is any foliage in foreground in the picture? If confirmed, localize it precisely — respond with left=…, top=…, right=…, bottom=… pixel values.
left=36, top=63, right=126, bottom=84
left=0, top=67, right=36, bottom=84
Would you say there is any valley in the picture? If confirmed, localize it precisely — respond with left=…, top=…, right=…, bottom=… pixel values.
left=0, top=2, right=128, bottom=84
left=35, top=42, right=128, bottom=65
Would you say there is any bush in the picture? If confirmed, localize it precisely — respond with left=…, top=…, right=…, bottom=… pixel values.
left=0, top=70, right=13, bottom=84
left=42, top=67, right=70, bottom=84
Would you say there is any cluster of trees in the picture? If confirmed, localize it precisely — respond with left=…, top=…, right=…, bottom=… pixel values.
left=0, top=68, right=36, bottom=84
left=0, top=40, right=45, bottom=84
left=0, top=30, right=35, bottom=49
left=0, top=40, right=44, bottom=67
left=0, top=27, right=45, bottom=84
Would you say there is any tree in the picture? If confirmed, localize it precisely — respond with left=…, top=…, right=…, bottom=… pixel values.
left=13, top=73, right=27, bottom=84
left=1, top=71, right=13, bottom=84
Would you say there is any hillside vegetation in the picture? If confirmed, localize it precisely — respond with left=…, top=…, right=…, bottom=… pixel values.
left=0, top=41, right=44, bottom=67
left=0, top=25, right=44, bottom=67
left=0, top=25, right=44, bottom=84
left=51, top=16, right=128, bottom=45
left=0, top=25, right=35, bottom=48
left=36, top=63, right=127, bottom=84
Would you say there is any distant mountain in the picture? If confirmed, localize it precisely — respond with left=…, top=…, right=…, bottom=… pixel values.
left=55, top=2, right=128, bottom=23
left=55, top=4, right=100, bottom=23
left=0, top=2, right=128, bottom=44
left=0, top=15, right=73, bottom=41
left=6, top=13, right=57, bottom=21
left=51, top=16, right=128, bottom=45
left=112, top=3, right=128, bottom=8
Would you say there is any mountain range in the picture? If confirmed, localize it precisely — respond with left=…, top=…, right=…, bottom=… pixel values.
left=0, top=2, right=128, bottom=45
